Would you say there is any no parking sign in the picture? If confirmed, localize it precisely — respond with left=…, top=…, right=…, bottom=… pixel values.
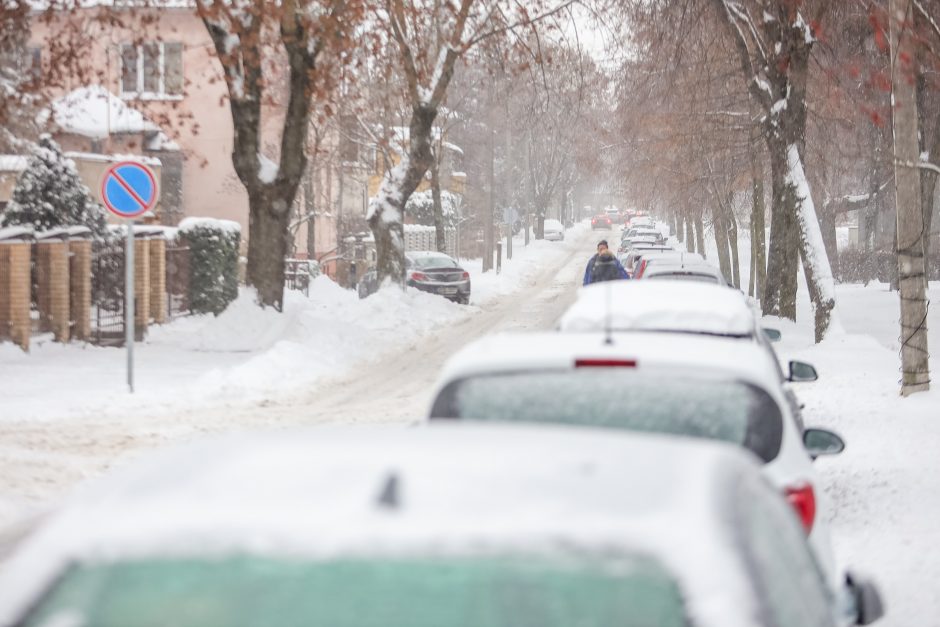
left=99, top=160, right=158, bottom=393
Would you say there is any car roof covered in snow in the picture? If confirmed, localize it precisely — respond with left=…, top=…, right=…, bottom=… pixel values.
left=433, top=330, right=783, bottom=395
left=559, top=281, right=757, bottom=337
left=0, top=424, right=765, bottom=627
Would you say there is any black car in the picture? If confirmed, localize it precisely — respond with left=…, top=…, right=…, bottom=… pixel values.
left=358, top=251, right=471, bottom=304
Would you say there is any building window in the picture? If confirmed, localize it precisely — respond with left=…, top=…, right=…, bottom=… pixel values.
left=120, top=42, right=183, bottom=98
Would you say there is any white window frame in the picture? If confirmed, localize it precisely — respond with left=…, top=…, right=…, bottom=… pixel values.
left=120, top=42, right=183, bottom=101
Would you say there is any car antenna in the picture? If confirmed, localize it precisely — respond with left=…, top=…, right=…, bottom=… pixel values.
left=604, top=282, right=614, bottom=345
left=376, top=471, right=401, bottom=510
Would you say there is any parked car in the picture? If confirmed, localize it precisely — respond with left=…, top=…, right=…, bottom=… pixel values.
left=632, top=250, right=705, bottom=278
left=0, top=425, right=883, bottom=627
left=428, top=326, right=851, bottom=605
left=629, top=215, right=655, bottom=229
left=591, top=213, right=613, bottom=230
left=642, top=260, right=729, bottom=285
left=358, top=251, right=471, bottom=304
left=619, top=244, right=674, bottom=274
left=623, top=226, right=664, bottom=243
left=542, top=218, right=565, bottom=241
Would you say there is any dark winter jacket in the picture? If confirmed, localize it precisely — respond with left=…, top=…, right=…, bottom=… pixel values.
left=583, top=252, right=630, bottom=285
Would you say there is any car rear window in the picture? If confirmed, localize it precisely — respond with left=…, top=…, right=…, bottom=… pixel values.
left=411, top=255, right=458, bottom=269
left=647, top=272, right=721, bottom=284
left=20, top=555, right=689, bottom=627
left=431, top=370, right=783, bottom=462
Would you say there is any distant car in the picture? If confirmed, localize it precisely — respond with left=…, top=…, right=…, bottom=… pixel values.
left=358, top=251, right=470, bottom=304
left=0, top=425, right=884, bottom=627
left=542, top=218, right=565, bottom=241
left=620, top=244, right=673, bottom=274
left=591, top=213, right=612, bottom=230
left=630, top=215, right=655, bottom=228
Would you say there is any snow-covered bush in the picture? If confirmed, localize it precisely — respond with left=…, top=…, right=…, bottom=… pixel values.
left=405, top=189, right=461, bottom=228
left=0, top=135, right=109, bottom=240
left=179, top=218, right=241, bottom=315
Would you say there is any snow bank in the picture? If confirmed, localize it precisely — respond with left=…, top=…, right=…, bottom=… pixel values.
left=45, top=86, right=160, bottom=139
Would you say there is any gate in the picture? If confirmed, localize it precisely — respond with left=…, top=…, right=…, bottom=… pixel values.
left=165, top=244, right=191, bottom=318
left=91, top=242, right=125, bottom=346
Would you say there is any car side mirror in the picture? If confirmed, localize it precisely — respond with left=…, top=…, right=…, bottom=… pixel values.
left=846, top=572, right=885, bottom=625
left=788, top=360, right=818, bottom=382
left=762, top=327, right=782, bottom=343
left=803, top=428, right=845, bottom=459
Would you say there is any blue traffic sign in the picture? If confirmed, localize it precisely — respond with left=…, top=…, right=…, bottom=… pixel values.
left=100, top=161, right=158, bottom=219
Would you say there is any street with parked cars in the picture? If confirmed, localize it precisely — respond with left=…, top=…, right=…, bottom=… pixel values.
left=0, top=215, right=886, bottom=627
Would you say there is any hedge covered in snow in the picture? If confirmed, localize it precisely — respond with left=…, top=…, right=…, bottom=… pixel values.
left=179, top=217, right=241, bottom=315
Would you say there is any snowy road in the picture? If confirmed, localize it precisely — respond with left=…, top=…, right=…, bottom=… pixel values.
left=0, top=226, right=596, bottom=539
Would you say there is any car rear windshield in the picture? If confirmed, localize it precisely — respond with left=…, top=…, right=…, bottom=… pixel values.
left=21, top=555, right=689, bottom=627
left=431, top=370, right=782, bottom=462
left=412, top=255, right=458, bottom=269
left=647, top=272, right=721, bottom=284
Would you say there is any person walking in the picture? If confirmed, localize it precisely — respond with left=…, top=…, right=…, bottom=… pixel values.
left=583, top=240, right=630, bottom=285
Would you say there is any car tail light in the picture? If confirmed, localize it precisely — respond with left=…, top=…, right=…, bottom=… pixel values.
left=784, top=484, right=816, bottom=534
left=410, top=271, right=429, bottom=282
left=575, top=358, right=637, bottom=368
left=462, top=271, right=470, bottom=279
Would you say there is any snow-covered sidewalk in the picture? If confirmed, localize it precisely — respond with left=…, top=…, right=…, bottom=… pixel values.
left=770, top=282, right=940, bottom=627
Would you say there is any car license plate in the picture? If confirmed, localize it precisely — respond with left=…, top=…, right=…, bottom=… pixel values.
left=440, top=287, right=457, bottom=295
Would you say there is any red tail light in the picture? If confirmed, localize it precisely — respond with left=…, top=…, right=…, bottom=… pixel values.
left=575, top=358, right=637, bottom=368
left=410, top=271, right=429, bottom=282
left=461, top=271, right=470, bottom=279
left=785, top=484, right=816, bottom=534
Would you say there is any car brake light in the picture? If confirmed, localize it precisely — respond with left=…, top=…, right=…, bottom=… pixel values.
left=785, top=484, right=816, bottom=534
left=462, top=271, right=470, bottom=279
left=410, top=271, right=429, bottom=281
left=575, top=358, right=637, bottom=368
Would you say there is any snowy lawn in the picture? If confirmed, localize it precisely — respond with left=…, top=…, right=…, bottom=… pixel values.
left=771, top=281, right=940, bottom=627
left=0, top=223, right=589, bottom=423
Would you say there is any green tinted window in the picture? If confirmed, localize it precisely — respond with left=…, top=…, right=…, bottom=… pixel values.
left=22, top=555, right=688, bottom=627
left=431, top=370, right=783, bottom=462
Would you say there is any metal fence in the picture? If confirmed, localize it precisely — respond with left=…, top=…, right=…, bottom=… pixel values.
left=166, top=244, right=191, bottom=319
left=91, top=243, right=125, bottom=346
left=284, top=258, right=319, bottom=296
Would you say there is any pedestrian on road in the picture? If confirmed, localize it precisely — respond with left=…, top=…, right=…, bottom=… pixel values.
left=583, top=240, right=630, bottom=285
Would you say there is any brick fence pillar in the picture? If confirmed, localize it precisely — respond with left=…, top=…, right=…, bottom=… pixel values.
left=134, top=237, right=150, bottom=336
left=69, top=239, right=92, bottom=341
left=35, top=239, right=70, bottom=342
left=149, top=237, right=167, bottom=324
left=0, top=241, right=32, bottom=351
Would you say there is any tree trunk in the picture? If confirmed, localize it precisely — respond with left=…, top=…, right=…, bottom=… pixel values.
left=430, top=156, right=446, bottom=253
left=890, top=0, right=930, bottom=394
left=694, top=211, right=705, bottom=258
left=245, top=189, right=293, bottom=309
left=711, top=206, right=732, bottom=283
left=726, top=199, right=740, bottom=289
left=369, top=104, right=438, bottom=285
left=751, top=174, right=766, bottom=299
left=763, top=140, right=799, bottom=320
left=684, top=213, right=694, bottom=253
left=304, top=168, right=316, bottom=260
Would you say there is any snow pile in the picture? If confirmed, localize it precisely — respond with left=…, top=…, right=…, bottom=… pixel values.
left=178, top=217, right=241, bottom=235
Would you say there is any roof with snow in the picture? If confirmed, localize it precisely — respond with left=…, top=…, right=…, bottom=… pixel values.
left=0, top=156, right=28, bottom=172
left=43, top=86, right=179, bottom=150
left=559, top=281, right=758, bottom=337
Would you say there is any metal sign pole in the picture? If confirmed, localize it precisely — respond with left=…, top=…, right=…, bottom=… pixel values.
left=125, top=220, right=135, bottom=393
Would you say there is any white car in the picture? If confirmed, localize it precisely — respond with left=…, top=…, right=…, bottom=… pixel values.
left=542, top=218, right=565, bottom=241
left=0, top=425, right=883, bottom=627
left=642, top=260, right=729, bottom=285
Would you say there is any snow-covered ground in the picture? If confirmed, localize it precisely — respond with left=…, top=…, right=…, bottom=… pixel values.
left=2, top=219, right=939, bottom=626
left=0, top=222, right=593, bottom=534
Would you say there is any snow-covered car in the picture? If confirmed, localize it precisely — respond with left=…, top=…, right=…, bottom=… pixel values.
left=623, top=226, right=663, bottom=242
left=358, top=251, right=470, bottom=304
left=632, top=250, right=706, bottom=278
left=619, top=244, right=674, bottom=274
left=0, top=425, right=883, bottom=627
left=427, top=330, right=859, bottom=618
left=542, top=218, right=565, bottom=241
left=628, top=215, right=655, bottom=229
left=642, top=260, right=729, bottom=285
